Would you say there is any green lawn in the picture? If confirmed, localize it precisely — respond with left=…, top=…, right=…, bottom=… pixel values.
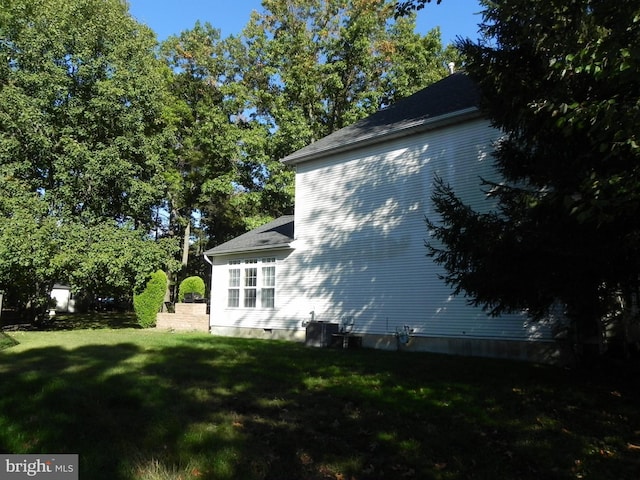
left=0, top=319, right=639, bottom=479
left=0, top=331, right=17, bottom=350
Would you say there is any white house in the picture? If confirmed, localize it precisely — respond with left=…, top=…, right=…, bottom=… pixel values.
left=204, top=73, right=567, bottom=364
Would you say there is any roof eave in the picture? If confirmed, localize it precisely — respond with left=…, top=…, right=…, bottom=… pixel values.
left=281, top=107, right=481, bottom=166
left=204, top=242, right=294, bottom=258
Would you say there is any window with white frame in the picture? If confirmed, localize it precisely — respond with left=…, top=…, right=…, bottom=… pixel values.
left=227, top=260, right=241, bottom=308
left=261, top=258, right=276, bottom=308
left=227, top=258, right=276, bottom=309
left=244, top=260, right=258, bottom=308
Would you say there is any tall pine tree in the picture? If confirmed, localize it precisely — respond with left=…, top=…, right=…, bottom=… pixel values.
left=426, top=0, right=640, bottom=354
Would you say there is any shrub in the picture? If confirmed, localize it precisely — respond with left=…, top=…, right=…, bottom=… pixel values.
left=133, top=270, right=167, bottom=328
left=178, top=276, right=206, bottom=302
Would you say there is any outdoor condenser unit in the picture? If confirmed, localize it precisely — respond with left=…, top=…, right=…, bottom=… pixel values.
left=305, top=321, right=339, bottom=347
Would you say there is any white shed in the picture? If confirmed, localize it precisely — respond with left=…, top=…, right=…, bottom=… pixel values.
left=50, top=284, right=76, bottom=313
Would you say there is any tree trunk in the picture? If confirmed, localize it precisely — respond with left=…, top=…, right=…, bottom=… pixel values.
left=181, top=219, right=191, bottom=266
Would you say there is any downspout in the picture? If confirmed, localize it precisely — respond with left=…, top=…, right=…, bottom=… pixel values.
left=203, top=253, right=213, bottom=328
left=203, top=253, right=213, bottom=297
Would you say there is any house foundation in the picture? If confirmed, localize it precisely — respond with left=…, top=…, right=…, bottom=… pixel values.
left=209, top=325, right=574, bottom=365
left=364, top=334, right=574, bottom=365
left=210, top=325, right=306, bottom=342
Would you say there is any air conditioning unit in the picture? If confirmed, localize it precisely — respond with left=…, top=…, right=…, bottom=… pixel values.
left=305, top=321, right=339, bottom=347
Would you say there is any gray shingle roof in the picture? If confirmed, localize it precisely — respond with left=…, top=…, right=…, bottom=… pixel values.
left=204, top=215, right=294, bottom=257
left=281, top=73, right=481, bottom=165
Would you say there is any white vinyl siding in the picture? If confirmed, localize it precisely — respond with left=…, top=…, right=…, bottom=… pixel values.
left=209, top=118, right=556, bottom=342
left=288, top=118, right=554, bottom=341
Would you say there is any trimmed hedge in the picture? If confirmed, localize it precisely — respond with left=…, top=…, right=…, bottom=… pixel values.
left=178, top=276, right=206, bottom=302
left=133, top=270, right=167, bottom=328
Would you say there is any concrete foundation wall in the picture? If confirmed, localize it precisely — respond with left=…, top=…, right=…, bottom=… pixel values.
left=210, top=325, right=306, bottom=342
left=362, top=334, right=573, bottom=365
left=209, top=326, right=573, bottom=365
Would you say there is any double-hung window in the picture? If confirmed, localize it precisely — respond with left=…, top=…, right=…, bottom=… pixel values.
left=261, top=258, right=276, bottom=308
left=244, top=259, right=258, bottom=308
left=227, top=260, right=241, bottom=308
left=227, top=258, right=276, bottom=309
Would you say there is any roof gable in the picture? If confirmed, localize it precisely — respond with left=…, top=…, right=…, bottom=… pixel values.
left=282, top=73, right=481, bottom=165
left=204, top=215, right=294, bottom=257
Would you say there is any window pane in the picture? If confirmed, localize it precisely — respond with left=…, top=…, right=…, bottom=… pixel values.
left=245, top=268, right=257, bottom=287
left=228, top=289, right=239, bottom=308
left=261, top=288, right=275, bottom=308
left=228, top=269, right=240, bottom=287
left=262, top=266, right=275, bottom=287
left=244, top=288, right=256, bottom=307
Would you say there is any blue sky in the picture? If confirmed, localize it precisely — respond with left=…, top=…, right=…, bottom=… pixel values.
left=127, top=0, right=484, bottom=45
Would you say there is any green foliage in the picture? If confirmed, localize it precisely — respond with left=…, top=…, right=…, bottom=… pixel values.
left=69, top=222, right=180, bottom=298
left=242, top=0, right=451, bottom=144
left=0, top=0, right=460, bottom=320
left=427, top=0, right=640, bottom=344
left=0, top=0, right=178, bottom=320
left=133, top=270, right=167, bottom=328
left=0, top=190, right=66, bottom=318
left=158, top=3, right=452, bottom=257
left=396, top=0, right=442, bottom=17
left=177, top=276, right=206, bottom=302
left=160, top=22, right=246, bottom=264
left=0, top=0, right=170, bottom=226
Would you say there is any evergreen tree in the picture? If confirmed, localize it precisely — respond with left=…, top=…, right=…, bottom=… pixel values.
left=426, top=0, right=640, bottom=352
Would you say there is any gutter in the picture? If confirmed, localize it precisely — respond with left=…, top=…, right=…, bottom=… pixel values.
left=203, top=242, right=294, bottom=258
left=281, top=107, right=481, bottom=166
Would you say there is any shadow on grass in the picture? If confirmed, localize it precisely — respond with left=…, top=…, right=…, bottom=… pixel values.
left=46, top=313, right=141, bottom=330
left=0, top=335, right=639, bottom=479
left=2, top=313, right=141, bottom=332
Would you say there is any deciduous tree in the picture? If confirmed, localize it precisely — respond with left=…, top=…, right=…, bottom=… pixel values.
left=214, top=0, right=456, bottom=240
left=160, top=23, right=244, bottom=269
left=395, top=0, right=443, bottom=17
left=0, top=0, right=178, bottom=319
left=162, top=1, right=455, bottom=263
left=243, top=0, right=452, bottom=145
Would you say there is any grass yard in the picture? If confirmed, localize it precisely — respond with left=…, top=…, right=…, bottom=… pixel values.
left=0, top=331, right=17, bottom=350
left=0, top=318, right=639, bottom=479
